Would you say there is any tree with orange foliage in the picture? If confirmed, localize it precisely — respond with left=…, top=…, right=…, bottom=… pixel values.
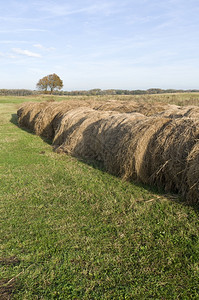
left=36, top=73, right=63, bottom=94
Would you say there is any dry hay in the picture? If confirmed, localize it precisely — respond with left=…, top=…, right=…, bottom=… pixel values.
left=53, top=108, right=199, bottom=204
left=17, top=101, right=49, bottom=131
left=141, top=118, right=199, bottom=202
left=34, top=100, right=95, bottom=139
left=17, top=101, right=199, bottom=203
left=186, top=143, right=199, bottom=203
left=91, top=99, right=168, bottom=116
left=17, top=99, right=169, bottom=138
left=154, top=104, right=199, bottom=118
left=53, top=108, right=145, bottom=161
left=18, top=100, right=93, bottom=137
left=53, top=109, right=168, bottom=179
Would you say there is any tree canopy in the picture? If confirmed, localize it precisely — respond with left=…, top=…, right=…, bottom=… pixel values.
left=36, top=73, right=63, bottom=93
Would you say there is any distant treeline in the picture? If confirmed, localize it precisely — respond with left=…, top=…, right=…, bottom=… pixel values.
left=1, top=88, right=199, bottom=96
left=59, top=88, right=199, bottom=96
left=0, top=89, right=38, bottom=96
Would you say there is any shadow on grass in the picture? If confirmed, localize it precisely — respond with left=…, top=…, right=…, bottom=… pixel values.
left=82, top=157, right=199, bottom=213
left=11, top=113, right=198, bottom=211
left=10, top=113, right=18, bottom=126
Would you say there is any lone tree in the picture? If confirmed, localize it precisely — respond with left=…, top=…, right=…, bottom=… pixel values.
left=36, top=73, right=63, bottom=94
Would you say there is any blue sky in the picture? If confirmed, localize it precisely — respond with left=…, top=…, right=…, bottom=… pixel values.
left=0, top=0, right=199, bottom=90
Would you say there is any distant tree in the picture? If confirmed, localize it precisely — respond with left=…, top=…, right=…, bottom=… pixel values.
left=36, top=76, right=48, bottom=92
left=36, top=73, right=63, bottom=94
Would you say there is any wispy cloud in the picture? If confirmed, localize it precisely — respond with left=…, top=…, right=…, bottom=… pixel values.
left=12, top=48, right=41, bottom=58
left=33, top=44, right=55, bottom=51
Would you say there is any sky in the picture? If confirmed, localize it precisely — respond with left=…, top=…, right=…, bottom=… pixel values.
left=0, top=0, right=199, bottom=90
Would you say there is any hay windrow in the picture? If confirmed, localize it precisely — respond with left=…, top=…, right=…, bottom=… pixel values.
left=57, top=109, right=199, bottom=203
left=17, top=100, right=199, bottom=204
left=52, top=107, right=199, bottom=203
left=53, top=108, right=145, bottom=162
left=17, top=100, right=169, bottom=138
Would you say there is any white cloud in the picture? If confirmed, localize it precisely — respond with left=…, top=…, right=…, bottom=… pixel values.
left=33, top=44, right=55, bottom=51
left=12, top=48, right=41, bottom=58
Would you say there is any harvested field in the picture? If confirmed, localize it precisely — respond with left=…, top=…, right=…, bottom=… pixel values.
left=17, top=100, right=199, bottom=203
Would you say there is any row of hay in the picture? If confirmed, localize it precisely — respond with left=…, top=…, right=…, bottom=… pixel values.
left=17, top=99, right=169, bottom=139
left=52, top=107, right=199, bottom=204
left=17, top=100, right=199, bottom=140
left=17, top=101, right=199, bottom=203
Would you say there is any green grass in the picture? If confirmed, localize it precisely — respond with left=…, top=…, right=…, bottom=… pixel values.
left=1, top=96, right=199, bottom=299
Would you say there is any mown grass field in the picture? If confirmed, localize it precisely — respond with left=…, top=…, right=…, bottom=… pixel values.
left=1, top=94, right=199, bottom=299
